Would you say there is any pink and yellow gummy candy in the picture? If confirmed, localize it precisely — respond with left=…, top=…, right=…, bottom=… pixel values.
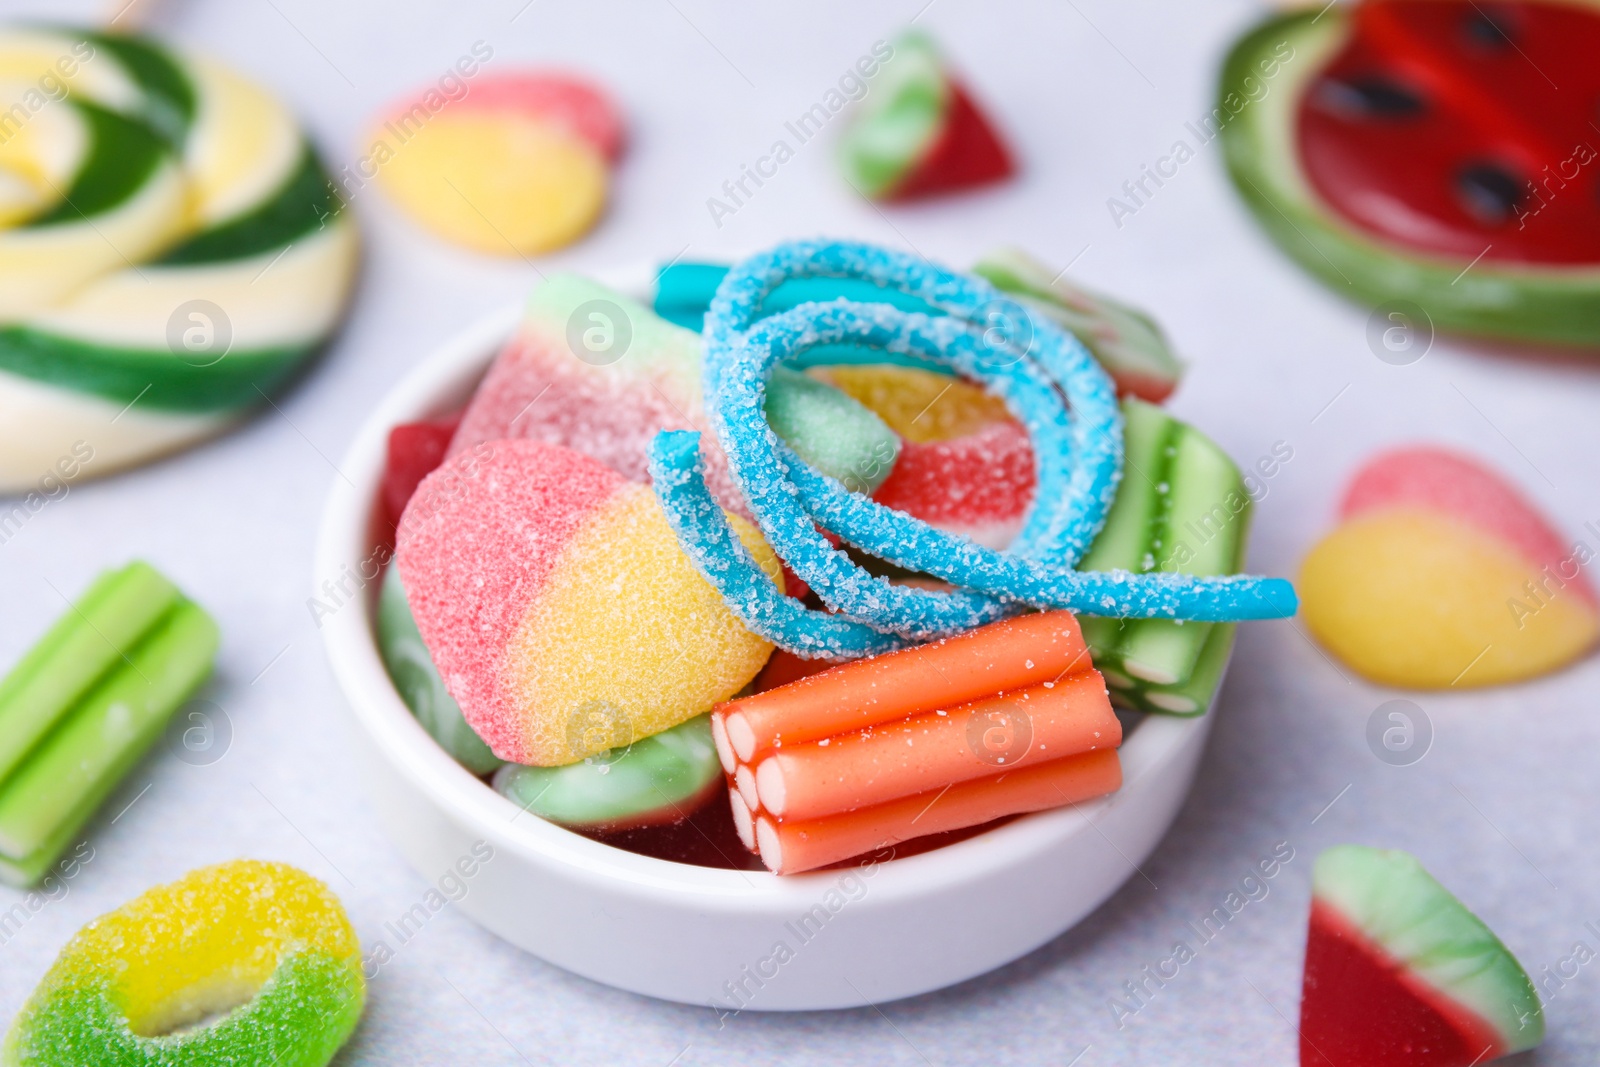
left=1300, top=446, right=1598, bottom=688
left=398, top=439, right=784, bottom=766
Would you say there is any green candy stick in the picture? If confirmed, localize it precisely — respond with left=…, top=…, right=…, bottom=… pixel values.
left=0, top=593, right=218, bottom=880
left=0, top=562, right=180, bottom=785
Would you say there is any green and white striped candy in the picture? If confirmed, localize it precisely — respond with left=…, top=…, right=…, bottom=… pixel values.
left=0, top=28, right=357, bottom=492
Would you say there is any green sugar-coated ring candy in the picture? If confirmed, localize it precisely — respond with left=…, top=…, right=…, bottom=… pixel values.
left=2, top=860, right=364, bottom=1067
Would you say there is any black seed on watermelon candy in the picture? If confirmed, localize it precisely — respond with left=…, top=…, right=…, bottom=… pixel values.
left=1462, top=5, right=1518, bottom=48
left=1312, top=75, right=1425, bottom=119
left=1454, top=162, right=1526, bottom=225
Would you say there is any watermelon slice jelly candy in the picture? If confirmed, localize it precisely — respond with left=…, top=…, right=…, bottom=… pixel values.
left=1076, top=399, right=1255, bottom=715
left=448, top=273, right=901, bottom=513
left=1300, top=445, right=1599, bottom=688
left=838, top=29, right=1015, bottom=201
left=973, top=248, right=1185, bottom=403
left=1301, top=845, right=1543, bottom=1067
left=396, top=439, right=783, bottom=766
left=1219, top=0, right=1600, bottom=348
left=811, top=363, right=1035, bottom=549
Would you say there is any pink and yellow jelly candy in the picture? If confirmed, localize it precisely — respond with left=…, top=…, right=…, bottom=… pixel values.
left=370, top=72, right=621, bottom=255
left=1300, top=446, right=1598, bottom=688
left=396, top=440, right=782, bottom=766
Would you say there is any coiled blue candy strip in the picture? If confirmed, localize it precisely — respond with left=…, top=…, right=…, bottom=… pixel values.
left=649, top=240, right=1297, bottom=659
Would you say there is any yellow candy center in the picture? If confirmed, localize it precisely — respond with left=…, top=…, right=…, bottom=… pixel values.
left=1300, top=509, right=1598, bottom=688
left=57, top=860, right=360, bottom=1035
left=373, top=111, right=607, bottom=255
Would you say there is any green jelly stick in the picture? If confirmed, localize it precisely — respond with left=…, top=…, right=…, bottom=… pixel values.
left=0, top=599, right=218, bottom=864
left=1117, top=623, right=1238, bottom=716
left=0, top=562, right=181, bottom=785
left=1116, top=427, right=1247, bottom=685
left=0, top=791, right=99, bottom=887
left=1076, top=399, right=1250, bottom=713
left=1078, top=399, right=1173, bottom=661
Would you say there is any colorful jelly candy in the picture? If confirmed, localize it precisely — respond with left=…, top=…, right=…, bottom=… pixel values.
left=3, top=860, right=364, bottom=1067
left=0, top=562, right=218, bottom=886
left=0, top=27, right=358, bottom=492
left=1300, top=446, right=1598, bottom=687
left=1077, top=399, right=1254, bottom=714
left=1300, top=845, right=1543, bottom=1067
left=973, top=247, right=1185, bottom=403
left=397, top=440, right=783, bottom=766
left=376, top=563, right=503, bottom=776
left=448, top=273, right=901, bottom=509
left=370, top=71, right=620, bottom=254
left=838, top=30, right=1014, bottom=201
left=712, top=611, right=1120, bottom=875
left=380, top=414, right=460, bottom=534
left=812, top=363, right=1035, bottom=548
left=655, top=256, right=1182, bottom=401
left=650, top=240, right=1297, bottom=663
left=1220, top=0, right=1600, bottom=348
left=493, top=714, right=722, bottom=831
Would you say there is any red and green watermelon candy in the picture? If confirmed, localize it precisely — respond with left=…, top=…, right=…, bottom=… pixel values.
left=838, top=30, right=1015, bottom=201
left=1300, top=845, right=1543, bottom=1067
left=1220, top=0, right=1600, bottom=349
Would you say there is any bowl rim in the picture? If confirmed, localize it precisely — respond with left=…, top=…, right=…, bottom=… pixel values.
left=314, top=289, right=1215, bottom=903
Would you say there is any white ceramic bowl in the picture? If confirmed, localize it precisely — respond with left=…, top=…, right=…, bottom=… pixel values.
left=315, top=294, right=1223, bottom=1010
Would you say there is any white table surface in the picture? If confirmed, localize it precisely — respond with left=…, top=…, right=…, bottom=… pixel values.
left=2, top=0, right=1597, bottom=1063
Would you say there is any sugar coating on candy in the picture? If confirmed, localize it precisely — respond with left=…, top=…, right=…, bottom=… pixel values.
left=398, top=440, right=782, bottom=765
left=376, top=563, right=504, bottom=776
left=450, top=275, right=703, bottom=474
left=875, top=423, right=1035, bottom=549
left=1300, top=845, right=1543, bottom=1067
left=811, top=364, right=1034, bottom=547
left=651, top=240, right=1297, bottom=661
left=1302, top=446, right=1598, bottom=687
left=491, top=714, right=721, bottom=830
left=450, top=273, right=898, bottom=509
left=3, top=859, right=363, bottom=1067
left=972, top=247, right=1185, bottom=404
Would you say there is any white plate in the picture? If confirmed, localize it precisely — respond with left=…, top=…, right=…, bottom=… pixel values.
left=314, top=294, right=1223, bottom=1010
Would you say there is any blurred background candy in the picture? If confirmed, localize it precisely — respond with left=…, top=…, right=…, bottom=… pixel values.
left=0, top=26, right=357, bottom=491
left=369, top=70, right=622, bottom=255
left=1299, top=445, right=1598, bottom=687
left=838, top=29, right=1014, bottom=201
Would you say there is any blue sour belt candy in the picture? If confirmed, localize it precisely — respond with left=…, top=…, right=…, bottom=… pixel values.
left=648, top=240, right=1297, bottom=659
